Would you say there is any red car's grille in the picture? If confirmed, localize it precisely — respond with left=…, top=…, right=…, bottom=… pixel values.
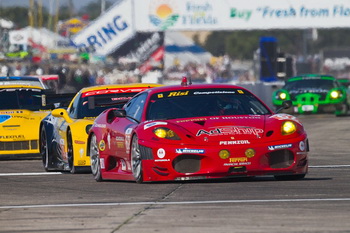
left=0, top=140, right=38, bottom=151
left=173, top=155, right=201, bottom=173
left=268, top=150, right=294, bottom=168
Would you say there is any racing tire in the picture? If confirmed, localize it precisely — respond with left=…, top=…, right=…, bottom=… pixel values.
left=40, top=127, right=50, bottom=172
left=67, top=130, right=76, bottom=174
left=131, top=135, right=143, bottom=184
left=274, top=174, right=306, bottom=181
left=89, top=134, right=103, bottom=182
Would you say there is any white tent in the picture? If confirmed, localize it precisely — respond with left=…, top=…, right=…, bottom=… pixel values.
left=0, top=18, right=14, bottom=29
left=164, top=32, right=212, bottom=68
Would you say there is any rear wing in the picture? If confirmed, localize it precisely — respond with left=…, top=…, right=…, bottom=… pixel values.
left=42, top=92, right=77, bottom=109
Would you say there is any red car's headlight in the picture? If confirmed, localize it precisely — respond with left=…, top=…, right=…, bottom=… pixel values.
left=281, top=121, right=296, bottom=135
left=153, top=127, right=180, bottom=140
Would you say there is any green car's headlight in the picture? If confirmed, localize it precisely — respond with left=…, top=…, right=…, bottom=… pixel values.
left=330, top=90, right=341, bottom=99
left=278, top=92, right=287, bottom=100
left=281, top=121, right=296, bottom=135
left=153, top=127, right=180, bottom=140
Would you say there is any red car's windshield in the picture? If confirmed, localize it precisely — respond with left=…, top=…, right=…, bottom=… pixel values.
left=146, top=88, right=271, bottom=120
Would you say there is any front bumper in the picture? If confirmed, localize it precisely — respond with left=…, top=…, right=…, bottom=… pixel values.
left=139, top=136, right=309, bottom=182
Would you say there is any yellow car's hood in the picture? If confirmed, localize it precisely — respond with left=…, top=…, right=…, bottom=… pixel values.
left=0, top=109, right=49, bottom=140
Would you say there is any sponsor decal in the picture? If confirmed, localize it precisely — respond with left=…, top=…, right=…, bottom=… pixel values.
left=155, top=159, right=170, bottom=162
left=237, top=90, right=245, bottom=94
left=144, top=121, right=168, bottom=130
left=0, top=115, right=11, bottom=124
left=100, top=158, right=105, bottom=169
left=167, top=91, right=189, bottom=97
left=268, top=143, right=293, bottom=151
left=196, top=126, right=263, bottom=137
left=175, top=149, right=205, bottom=154
left=157, top=148, right=166, bottom=158
left=299, top=141, right=305, bottom=151
left=229, top=157, right=248, bottom=163
left=117, top=142, right=124, bottom=148
left=83, top=88, right=148, bottom=97
left=157, top=94, right=164, bottom=98
left=194, top=91, right=236, bottom=95
left=125, top=128, right=133, bottom=154
left=74, top=140, right=86, bottom=144
left=224, top=162, right=251, bottom=166
left=219, top=140, right=250, bottom=145
left=79, top=148, right=84, bottom=157
left=0, top=135, right=25, bottom=140
left=115, top=136, right=124, bottom=141
left=176, top=118, right=207, bottom=123
left=99, top=140, right=106, bottom=151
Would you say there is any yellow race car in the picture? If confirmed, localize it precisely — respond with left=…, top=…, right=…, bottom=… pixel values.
left=39, top=83, right=162, bottom=173
left=0, top=84, right=54, bottom=158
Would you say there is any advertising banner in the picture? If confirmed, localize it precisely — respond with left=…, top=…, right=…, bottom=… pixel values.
left=134, top=0, right=350, bottom=31
left=72, top=0, right=135, bottom=56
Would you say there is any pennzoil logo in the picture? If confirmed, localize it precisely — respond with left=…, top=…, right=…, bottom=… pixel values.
left=99, top=140, right=106, bottom=151
left=168, top=91, right=189, bottom=97
left=149, top=0, right=179, bottom=30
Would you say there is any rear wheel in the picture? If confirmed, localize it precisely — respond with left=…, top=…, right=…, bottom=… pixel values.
left=89, top=134, right=102, bottom=182
left=40, top=127, right=50, bottom=172
left=67, top=130, right=76, bottom=174
left=274, top=174, right=306, bottom=181
left=131, top=135, right=143, bottom=183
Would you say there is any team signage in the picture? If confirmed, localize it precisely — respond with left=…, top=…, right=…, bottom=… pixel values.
left=72, top=0, right=135, bottom=56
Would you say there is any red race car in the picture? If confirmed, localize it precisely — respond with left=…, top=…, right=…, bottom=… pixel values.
left=88, top=79, right=309, bottom=183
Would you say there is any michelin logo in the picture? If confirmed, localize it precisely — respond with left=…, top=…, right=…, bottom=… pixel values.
left=176, top=149, right=205, bottom=154
left=268, top=143, right=292, bottom=151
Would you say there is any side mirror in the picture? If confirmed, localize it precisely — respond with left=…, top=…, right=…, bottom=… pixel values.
left=276, top=100, right=292, bottom=113
left=51, top=108, right=73, bottom=123
left=114, top=109, right=127, bottom=118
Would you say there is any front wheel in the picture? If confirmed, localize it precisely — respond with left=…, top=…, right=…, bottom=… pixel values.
left=89, top=134, right=102, bottom=182
left=40, top=127, right=50, bottom=172
left=131, top=135, right=143, bottom=183
left=67, top=130, right=77, bottom=174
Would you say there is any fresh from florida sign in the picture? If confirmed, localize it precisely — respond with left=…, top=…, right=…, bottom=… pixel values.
left=134, top=0, right=350, bottom=31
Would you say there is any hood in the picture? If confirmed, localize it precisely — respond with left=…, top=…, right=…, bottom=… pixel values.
left=163, top=115, right=266, bottom=143
left=0, top=109, right=49, bottom=134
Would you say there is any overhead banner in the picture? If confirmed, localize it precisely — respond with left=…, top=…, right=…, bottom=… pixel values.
left=134, top=0, right=350, bottom=31
left=72, top=0, right=135, bottom=56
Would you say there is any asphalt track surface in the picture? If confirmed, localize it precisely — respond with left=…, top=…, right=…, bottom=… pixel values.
left=0, top=114, right=349, bottom=233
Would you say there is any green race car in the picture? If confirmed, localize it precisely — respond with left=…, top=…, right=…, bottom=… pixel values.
left=272, top=74, right=350, bottom=116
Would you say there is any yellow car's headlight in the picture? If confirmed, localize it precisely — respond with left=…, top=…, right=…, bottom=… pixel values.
left=281, top=121, right=296, bottom=135
left=330, top=90, right=341, bottom=99
left=278, top=92, right=287, bottom=100
left=153, top=127, right=180, bottom=140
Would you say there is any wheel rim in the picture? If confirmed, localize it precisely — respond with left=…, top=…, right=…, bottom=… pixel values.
left=131, top=136, right=141, bottom=179
left=40, top=129, right=48, bottom=168
left=89, top=134, right=100, bottom=176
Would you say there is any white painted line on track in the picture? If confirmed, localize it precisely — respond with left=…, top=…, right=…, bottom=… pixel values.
left=309, top=165, right=350, bottom=168
left=1, top=198, right=350, bottom=209
left=0, top=172, right=62, bottom=176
